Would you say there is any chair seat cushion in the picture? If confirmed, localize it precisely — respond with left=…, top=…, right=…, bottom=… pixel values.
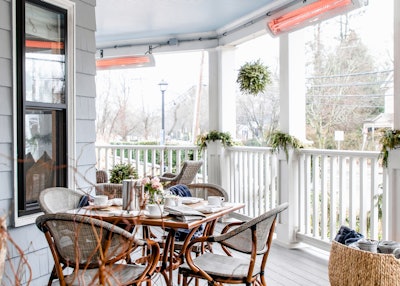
left=62, top=263, right=148, bottom=285
left=180, top=252, right=261, bottom=279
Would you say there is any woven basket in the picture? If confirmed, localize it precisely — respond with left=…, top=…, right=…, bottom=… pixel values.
left=329, top=241, right=400, bottom=286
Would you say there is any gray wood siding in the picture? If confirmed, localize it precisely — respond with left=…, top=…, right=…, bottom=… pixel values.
left=0, top=0, right=98, bottom=283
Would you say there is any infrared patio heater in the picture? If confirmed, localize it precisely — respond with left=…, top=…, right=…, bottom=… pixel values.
left=96, top=46, right=155, bottom=70
left=266, top=0, right=367, bottom=36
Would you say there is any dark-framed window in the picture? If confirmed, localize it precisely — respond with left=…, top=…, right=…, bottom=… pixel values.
left=16, top=0, right=68, bottom=216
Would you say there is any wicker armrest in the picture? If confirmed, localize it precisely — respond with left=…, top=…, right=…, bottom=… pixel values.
left=142, top=239, right=161, bottom=275
left=220, top=221, right=245, bottom=234
left=160, top=173, right=177, bottom=181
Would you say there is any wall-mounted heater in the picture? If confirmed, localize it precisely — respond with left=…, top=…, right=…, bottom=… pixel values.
left=96, top=46, right=155, bottom=70
left=267, top=0, right=367, bottom=36
left=96, top=54, right=155, bottom=70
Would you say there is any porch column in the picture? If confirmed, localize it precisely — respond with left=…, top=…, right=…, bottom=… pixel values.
left=274, top=31, right=306, bottom=247
left=394, top=0, right=400, bottom=129
left=207, top=46, right=236, bottom=134
left=387, top=0, right=400, bottom=241
left=207, top=47, right=236, bottom=187
left=387, top=150, right=400, bottom=241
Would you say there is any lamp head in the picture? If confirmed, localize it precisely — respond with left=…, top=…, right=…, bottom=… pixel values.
left=159, top=80, right=168, bottom=92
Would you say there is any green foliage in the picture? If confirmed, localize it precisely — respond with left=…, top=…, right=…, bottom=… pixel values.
left=379, top=128, right=400, bottom=168
left=237, top=59, right=272, bottom=96
left=196, top=130, right=233, bottom=151
left=268, top=131, right=303, bottom=161
left=109, top=163, right=138, bottom=183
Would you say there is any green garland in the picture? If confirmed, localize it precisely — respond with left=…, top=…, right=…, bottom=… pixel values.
left=379, top=128, right=400, bottom=168
left=268, top=131, right=303, bottom=161
left=237, top=59, right=272, bottom=96
left=196, top=130, right=233, bottom=151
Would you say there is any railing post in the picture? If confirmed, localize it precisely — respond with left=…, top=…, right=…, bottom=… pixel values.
left=205, top=141, right=229, bottom=189
left=275, top=149, right=300, bottom=247
left=387, top=149, right=400, bottom=241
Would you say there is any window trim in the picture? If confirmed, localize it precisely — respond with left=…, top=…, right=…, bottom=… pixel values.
left=12, top=0, right=76, bottom=227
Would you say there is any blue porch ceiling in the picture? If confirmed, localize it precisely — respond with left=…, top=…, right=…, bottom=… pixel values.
left=95, top=0, right=278, bottom=48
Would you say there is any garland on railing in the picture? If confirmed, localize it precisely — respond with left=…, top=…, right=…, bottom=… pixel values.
left=268, top=131, right=303, bottom=161
left=379, top=128, right=400, bottom=168
left=196, top=130, right=233, bottom=151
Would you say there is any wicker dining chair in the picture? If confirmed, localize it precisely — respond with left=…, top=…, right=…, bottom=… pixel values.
left=165, top=183, right=230, bottom=285
left=96, top=169, right=109, bottom=183
left=179, top=203, right=289, bottom=286
left=185, top=183, right=228, bottom=201
left=160, top=160, right=203, bottom=186
left=39, top=187, right=86, bottom=214
left=36, top=213, right=160, bottom=286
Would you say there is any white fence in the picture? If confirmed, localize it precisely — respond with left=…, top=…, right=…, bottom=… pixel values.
left=96, top=144, right=387, bottom=248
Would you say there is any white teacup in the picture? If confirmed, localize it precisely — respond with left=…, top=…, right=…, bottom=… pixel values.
left=94, top=195, right=108, bottom=206
left=147, top=204, right=164, bottom=216
left=208, top=196, right=225, bottom=206
left=165, top=196, right=181, bottom=207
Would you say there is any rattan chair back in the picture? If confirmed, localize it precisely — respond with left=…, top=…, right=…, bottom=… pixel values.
left=39, top=187, right=85, bottom=214
left=186, top=183, right=228, bottom=201
left=160, top=160, right=203, bottom=186
left=95, top=183, right=123, bottom=199
left=96, top=169, right=109, bottom=183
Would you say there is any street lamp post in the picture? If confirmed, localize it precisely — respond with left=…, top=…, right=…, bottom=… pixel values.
left=159, top=80, right=168, bottom=145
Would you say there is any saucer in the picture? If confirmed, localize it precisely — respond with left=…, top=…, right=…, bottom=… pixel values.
left=143, top=211, right=169, bottom=219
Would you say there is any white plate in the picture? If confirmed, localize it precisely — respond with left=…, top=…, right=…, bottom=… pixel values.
left=108, top=210, right=141, bottom=217
left=143, top=211, right=169, bottom=219
left=181, top=197, right=203, bottom=204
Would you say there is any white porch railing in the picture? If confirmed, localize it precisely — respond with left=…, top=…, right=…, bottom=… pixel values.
left=95, top=144, right=387, bottom=250
left=95, top=144, right=206, bottom=180
left=295, top=149, right=386, bottom=248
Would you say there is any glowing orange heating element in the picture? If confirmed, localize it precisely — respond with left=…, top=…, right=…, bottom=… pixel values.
left=268, top=0, right=352, bottom=35
left=96, top=56, right=151, bottom=69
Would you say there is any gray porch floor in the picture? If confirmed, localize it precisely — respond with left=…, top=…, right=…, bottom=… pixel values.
left=147, top=223, right=331, bottom=286
left=265, top=243, right=330, bottom=286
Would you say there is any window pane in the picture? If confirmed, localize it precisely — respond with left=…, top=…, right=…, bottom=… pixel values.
left=25, top=2, right=65, bottom=104
left=24, top=110, right=56, bottom=206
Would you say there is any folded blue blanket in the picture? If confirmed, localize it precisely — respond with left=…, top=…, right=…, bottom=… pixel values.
left=334, top=225, right=364, bottom=245
left=168, top=184, right=192, bottom=197
left=167, top=184, right=204, bottom=241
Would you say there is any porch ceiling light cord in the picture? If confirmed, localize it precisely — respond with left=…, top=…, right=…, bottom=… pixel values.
left=219, top=0, right=302, bottom=38
left=266, top=0, right=305, bottom=17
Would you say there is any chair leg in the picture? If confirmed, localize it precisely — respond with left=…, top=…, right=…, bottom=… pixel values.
left=48, top=265, right=57, bottom=286
left=183, top=274, right=188, bottom=286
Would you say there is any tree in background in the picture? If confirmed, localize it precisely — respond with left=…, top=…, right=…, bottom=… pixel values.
left=305, top=14, right=390, bottom=150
